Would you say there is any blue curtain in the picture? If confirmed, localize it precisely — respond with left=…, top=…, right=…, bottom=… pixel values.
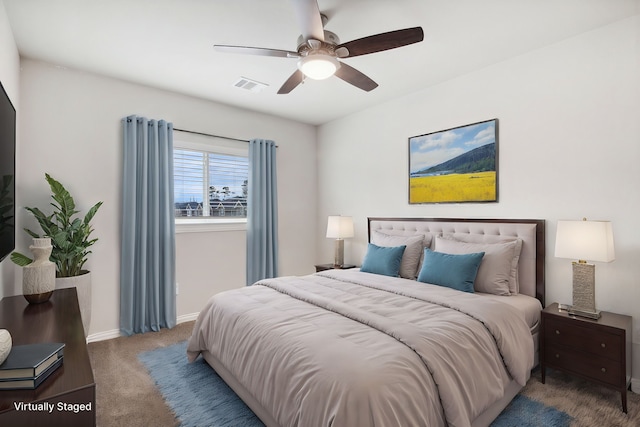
left=120, top=115, right=176, bottom=335
left=246, top=139, right=278, bottom=285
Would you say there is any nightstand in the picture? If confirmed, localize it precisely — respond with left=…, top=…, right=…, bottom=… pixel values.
left=315, top=264, right=357, bottom=273
left=540, top=302, right=632, bottom=413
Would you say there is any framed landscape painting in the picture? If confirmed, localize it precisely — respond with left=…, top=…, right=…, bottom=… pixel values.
left=409, top=119, right=498, bottom=204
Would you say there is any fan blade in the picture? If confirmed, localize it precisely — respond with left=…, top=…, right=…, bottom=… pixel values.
left=214, top=45, right=299, bottom=58
left=336, top=27, right=424, bottom=58
left=277, top=70, right=305, bottom=94
left=290, top=0, right=324, bottom=41
left=334, top=62, right=378, bottom=92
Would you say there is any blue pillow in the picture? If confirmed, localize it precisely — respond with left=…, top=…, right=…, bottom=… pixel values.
left=417, top=248, right=485, bottom=293
left=360, top=243, right=406, bottom=277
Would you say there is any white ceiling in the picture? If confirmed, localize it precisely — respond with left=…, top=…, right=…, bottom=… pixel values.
left=4, top=0, right=639, bottom=125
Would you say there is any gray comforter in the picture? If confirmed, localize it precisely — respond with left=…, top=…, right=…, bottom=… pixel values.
left=187, top=269, right=534, bottom=427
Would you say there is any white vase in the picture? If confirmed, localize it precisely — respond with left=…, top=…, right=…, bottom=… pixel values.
left=56, top=271, right=91, bottom=337
left=22, top=238, right=56, bottom=304
left=0, top=329, right=11, bottom=365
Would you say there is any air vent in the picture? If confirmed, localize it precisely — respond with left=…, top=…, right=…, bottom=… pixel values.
left=233, top=77, right=268, bottom=93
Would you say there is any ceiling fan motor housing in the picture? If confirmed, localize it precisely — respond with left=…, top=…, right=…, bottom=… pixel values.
left=296, top=30, right=340, bottom=51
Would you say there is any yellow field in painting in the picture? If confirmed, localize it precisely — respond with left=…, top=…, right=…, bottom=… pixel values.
left=410, top=171, right=496, bottom=203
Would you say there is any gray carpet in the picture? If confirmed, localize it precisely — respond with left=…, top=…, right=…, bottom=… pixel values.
left=88, top=322, right=195, bottom=427
left=519, top=369, right=640, bottom=427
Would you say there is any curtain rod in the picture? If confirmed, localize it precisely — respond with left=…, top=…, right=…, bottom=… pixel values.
left=173, top=127, right=249, bottom=143
left=174, top=127, right=278, bottom=147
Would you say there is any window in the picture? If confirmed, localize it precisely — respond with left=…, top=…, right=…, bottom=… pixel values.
left=173, top=134, right=248, bottom=231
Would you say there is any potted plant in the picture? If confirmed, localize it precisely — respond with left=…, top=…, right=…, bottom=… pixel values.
left=11, top=173, right=102, bottom=335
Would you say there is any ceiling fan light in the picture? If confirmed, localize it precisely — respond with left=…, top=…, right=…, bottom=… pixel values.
left=298, top=54, right=339, bottom=80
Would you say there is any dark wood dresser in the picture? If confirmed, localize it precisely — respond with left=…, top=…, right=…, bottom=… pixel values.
left=0, top=288, right=96, bottom=426
left=540, top=302, right=631, bottom=413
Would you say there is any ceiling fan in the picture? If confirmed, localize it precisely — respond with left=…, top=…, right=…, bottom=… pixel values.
left=214, top=0, right=424, bottom=94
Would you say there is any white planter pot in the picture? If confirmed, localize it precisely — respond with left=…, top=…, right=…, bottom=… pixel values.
left=56, top=271, right=92, bottom=337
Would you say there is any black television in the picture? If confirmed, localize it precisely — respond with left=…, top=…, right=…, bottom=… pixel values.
left=0, top=81, right=16, bottom=262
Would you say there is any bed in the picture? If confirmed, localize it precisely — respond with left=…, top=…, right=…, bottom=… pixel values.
left=187, top=217, right=545, bottom=427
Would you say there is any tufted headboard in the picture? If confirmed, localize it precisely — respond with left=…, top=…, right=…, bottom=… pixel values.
left=368, top=217, right=545, bottom=305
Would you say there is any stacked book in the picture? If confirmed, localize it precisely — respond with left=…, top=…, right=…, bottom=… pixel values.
left=0, top=342, right=65, bottom=390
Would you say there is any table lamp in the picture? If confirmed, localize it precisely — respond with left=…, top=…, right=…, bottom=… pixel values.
left=554, top=218, right=615, bottom=319
left=326, top=216, right=354, bottom=268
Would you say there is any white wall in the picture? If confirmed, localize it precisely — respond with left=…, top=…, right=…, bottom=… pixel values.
left=318, top=16, right=640, bottom=376
left=0, top=0, right=20, bottom=301
left=14, top=59, right=317, bottom=335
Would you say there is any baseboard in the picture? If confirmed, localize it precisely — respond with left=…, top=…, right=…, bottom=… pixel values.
left=631, top=378, right=640, bottom=394
left=86, top=312, right=200, bottom=343
left=177, top=312, right=199, bottom=323
left=86, top=328, right=120, bottom=343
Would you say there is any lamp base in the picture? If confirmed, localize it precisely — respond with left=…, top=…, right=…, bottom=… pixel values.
left=572, top=261, right=596, bottom=313
left=558, top=303, right=601, bottom=320
left=333, top=239, right=345, bottom=268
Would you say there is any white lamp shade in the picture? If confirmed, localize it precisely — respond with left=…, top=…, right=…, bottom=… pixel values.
left=298, top=54, right=339, bottom=80
left=555, top=220, right=615, bottom=262
left=326, top=216, right=354, bottom=239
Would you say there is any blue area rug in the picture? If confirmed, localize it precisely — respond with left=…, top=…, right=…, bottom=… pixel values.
left=138, top=341, right=264, bottom=427
left=491, top=394, right=572, bottom=427
left=139, top=341, right=571, bottom=427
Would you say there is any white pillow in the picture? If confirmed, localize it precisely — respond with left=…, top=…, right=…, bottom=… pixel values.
left=442, top=234, right=522, bottom=294
left=370, top=231, right=429, bottom=280
left=434, top=236, right=522, bottom=295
